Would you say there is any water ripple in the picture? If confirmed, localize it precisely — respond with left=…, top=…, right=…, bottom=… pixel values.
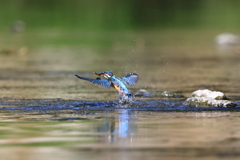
left=0, top=98, right=239, bottom=112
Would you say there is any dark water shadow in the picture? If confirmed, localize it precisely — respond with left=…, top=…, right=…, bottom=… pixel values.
left=0, top=98, right=240, bottom=113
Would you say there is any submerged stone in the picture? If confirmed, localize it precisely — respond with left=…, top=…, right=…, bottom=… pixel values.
left=133, top=89, right=154, bottom=97
left=134, top=89, right=184, bottom=98
left=184, top=89, right=236, bottom=108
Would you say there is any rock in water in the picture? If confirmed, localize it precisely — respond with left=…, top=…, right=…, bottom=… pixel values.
left=184, top=89, right=236, bottom=108
left=133, top=89, right=184, bottom=98
left=215, top=33, right=240, bottom=46
left=190, top=89, right=228, bottom=100
left=133, top=89, right=154, bottom=97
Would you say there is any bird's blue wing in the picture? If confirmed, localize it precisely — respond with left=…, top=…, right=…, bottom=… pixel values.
left=119, top=73, right=139, bottom=86
left=75, top=75, right=111, bottom=88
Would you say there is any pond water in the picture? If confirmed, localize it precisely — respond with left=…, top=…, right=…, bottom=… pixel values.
left=0, top=29, right=240, bottom=160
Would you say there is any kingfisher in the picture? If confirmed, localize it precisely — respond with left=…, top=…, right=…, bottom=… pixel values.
left=75, top=71, right=139, bottom=97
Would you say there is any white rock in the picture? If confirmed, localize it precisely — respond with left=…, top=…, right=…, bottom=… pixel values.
left=185, top=89, right=236, bottom=108
left=215, top=33, right=240, bottom=46
left=190, top=89, right=227, bottom=100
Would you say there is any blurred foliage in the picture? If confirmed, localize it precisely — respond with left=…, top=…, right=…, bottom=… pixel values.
left=0, top=0, right=240, bottom=30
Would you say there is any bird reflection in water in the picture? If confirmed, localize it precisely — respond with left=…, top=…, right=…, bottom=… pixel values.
left=96, top=110, right=136, bottom=143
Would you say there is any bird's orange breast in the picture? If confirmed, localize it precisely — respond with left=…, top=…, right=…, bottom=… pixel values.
left=111, top=83, right=120, bottom=92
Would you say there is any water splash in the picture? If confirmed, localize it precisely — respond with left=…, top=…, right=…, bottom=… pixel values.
left=118, top=94, right=134, bottom=106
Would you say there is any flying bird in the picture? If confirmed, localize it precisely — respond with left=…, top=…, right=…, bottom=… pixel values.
left=75, top=71, right=139, bottom=97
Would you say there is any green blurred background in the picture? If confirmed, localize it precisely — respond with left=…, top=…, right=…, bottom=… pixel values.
left=1, top=0, right=240, bottom=31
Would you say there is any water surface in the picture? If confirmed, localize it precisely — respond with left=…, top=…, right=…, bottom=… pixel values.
left=1, top=29, right=240, bottom=159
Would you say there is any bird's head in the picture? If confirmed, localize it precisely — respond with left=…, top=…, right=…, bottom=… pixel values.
left=95, top=71, right=113, bottom=79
